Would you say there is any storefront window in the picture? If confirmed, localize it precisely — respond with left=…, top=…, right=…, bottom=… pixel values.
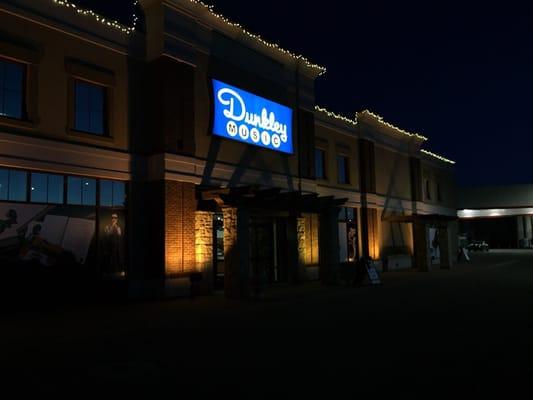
left=6, top=170, right=27, bottom=202
left=67, top=176, right=96, bottom=206
left=100, top=180, right=126, bottom=207
left=338, top=207, right=358, bottom=262
left=31, top=173, right=64, bottom=204
left=0, top=169, right=8, bottom=200
left=0, top=168, right=129, bottom=282
left=99, top=209, right=126, bottom=278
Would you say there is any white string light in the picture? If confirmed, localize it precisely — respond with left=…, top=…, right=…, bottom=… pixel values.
left=357, top=110, right=429, bottom=141
left=315, top=106, right=357, bottom=126
left=50, top=1, right=327, bottom=76
left=132, top=0, right=139, bottom=29
left=49, top=1, right=454, bottom=167
left=51, top=0, right=135, bottom=34
left=184, top=0, right=326, bottom=76
left=421, top=149, right=456, bottom=165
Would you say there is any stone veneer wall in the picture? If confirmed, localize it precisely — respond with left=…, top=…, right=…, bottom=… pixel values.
left=223, top=207, right=239, bottom=297
left=297, top=217, right=306, bottom=266
left=303, top=213, right=320, bottom=266
left=195, top=211, right=213, bottom=274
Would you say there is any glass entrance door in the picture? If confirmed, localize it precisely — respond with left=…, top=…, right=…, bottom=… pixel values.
left=213, top=213, right=224, bottom=290
left=250, top=219, right=275, bottom=285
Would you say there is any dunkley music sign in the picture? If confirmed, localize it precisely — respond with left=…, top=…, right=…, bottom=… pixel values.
left=212, top=79, right=293, bottom=154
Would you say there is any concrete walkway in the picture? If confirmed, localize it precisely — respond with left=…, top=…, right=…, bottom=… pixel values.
left=2, top=251, right=533, bottom=396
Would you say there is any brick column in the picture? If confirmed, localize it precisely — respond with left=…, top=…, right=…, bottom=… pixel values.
left=223, top=207, right=250, bottom=299
left=164, top=181, right=196, bottom=296
left=195, top=211, right=214, bottom=293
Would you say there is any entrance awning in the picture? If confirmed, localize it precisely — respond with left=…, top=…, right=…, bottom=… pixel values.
left=198, top=186, right=347, bottom=213
left=382, top=214, right=457, bottom=223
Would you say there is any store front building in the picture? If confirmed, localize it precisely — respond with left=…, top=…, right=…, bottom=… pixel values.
left=0, top=0, right=458, bottom=302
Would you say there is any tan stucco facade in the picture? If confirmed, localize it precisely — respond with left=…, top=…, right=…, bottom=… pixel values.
left=0, top=0, right=458, bottom=301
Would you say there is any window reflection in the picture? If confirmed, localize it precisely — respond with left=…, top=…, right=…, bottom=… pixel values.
left=74, top=80, right=106, bottom=135
left=0, top=59, right=25, bottom=120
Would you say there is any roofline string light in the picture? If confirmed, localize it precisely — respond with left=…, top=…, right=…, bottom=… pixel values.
left=51, top=0, right=135, bottom=34
left=315, top=106, right=357, bottom=126
left=50, top=1, right=455, bottom=167
left=357, top=110, right=429, bottom=141
left=50, top=0, right=326, bottom=75
left=421, top=149, right=456, bottom=165
left=132, top=0, right=139, bottom=30
left=185, top=0, right=326, bottom=76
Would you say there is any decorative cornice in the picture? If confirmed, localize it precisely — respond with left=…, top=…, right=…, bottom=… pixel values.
left=51, top=0, right=136, bottom=34
left=172, top=0, right=327, bottom=76
left=357, top=110, right=428, bottom=142
left=420, top=149, right=456, bottom=165
left=315, top=106, right=357, bottom=126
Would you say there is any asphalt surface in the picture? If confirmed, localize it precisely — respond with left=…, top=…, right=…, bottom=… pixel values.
left=2, top=250, right=533, bottom=397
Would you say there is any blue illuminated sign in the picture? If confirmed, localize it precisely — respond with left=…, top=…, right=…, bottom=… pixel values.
left=212, top=79, right=293, bottom=154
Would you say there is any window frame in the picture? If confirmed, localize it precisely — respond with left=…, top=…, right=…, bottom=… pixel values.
left=66, top=60, right=115, bottom=141
left=0, top=47, right=39, bottom=130
left=67, top=176, right=97, bottom=206
left=0, top=168, right=127, bottom=211
left=99, top=179, right=126, bottom=208
left=30, top=172, right=65, bottom=205
left=315, top=147, right=327, bottom=180
left=0, top=57, right=27, bottom=121
left=0, top=167, right=28, bottom=203
left=337, top=153, right=350, bottom=185
left=72, top=79, right=109, bottom=136
left=338, top=207, right=358, bottom=263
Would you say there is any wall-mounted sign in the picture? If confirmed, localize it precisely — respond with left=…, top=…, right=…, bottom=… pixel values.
left=212, top=79, right=293, bottom=154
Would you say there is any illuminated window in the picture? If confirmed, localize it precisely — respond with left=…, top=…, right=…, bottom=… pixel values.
left=315, top=148, right=326, bottom=179
left=74, top=80, right=107, bottom=135
left=0, top=58, right=25, bottom=120
left=30, top=173, right=64, bottom=204
left=338, top=207, right=358, bottom=262
left=337, top=155, right=350, bottom=184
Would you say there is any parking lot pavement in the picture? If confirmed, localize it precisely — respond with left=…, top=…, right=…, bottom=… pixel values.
left=2, top=251, right=533, bottom=396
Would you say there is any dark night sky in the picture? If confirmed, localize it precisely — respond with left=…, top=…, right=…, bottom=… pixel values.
left=75, top=0, right=533, bottom=187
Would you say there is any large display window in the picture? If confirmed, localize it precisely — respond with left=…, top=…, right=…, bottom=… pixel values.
left=0, top=167, right=128, bottom=282
left=338, top=207, right=358, bottom=263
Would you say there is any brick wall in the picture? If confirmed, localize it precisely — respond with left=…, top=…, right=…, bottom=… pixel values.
left=165, top=181, right=196, bottom=277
